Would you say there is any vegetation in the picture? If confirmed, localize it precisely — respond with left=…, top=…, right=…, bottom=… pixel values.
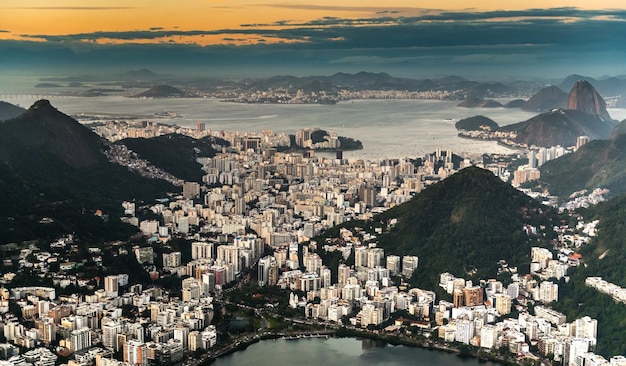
left=548, top=193, right=626, bottom=357
left=455, top=115, right=499, bottom=131
left=120, top=133, right=229, bottom=182
left=374, top=167, right=557, bottom=289
left=536, top=134, right=626, bottom=197
left=311, top=167, right=558, bottom=290
left=134, top=84, right=193, bottom=98
left=337, top=136, right=363, bottom=150
left=501, top=109, right=615, bottom=148
left=0, top=100, right=175, bottom=244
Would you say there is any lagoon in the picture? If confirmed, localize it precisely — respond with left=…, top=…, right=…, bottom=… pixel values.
left=210, top=337, right=501, bottom=366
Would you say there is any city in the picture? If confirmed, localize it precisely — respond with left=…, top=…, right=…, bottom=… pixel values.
left=0, top=117, right=623, bottom=366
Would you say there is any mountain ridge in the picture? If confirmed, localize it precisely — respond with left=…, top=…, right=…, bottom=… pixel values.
left=374, top=166, right=555, bottom=288
left=0, top=100, right=174, bottom=244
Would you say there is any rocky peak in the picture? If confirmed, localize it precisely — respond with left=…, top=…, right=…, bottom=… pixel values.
left=567, top=80, right=613, bottom=122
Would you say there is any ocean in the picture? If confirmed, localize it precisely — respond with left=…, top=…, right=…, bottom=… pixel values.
left=3, top=95, right=626, bottom=160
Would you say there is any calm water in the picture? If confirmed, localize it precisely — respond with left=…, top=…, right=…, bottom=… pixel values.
left=211, top=337, right=500, bottom=366
left=3, top=95, right=626, bottom=160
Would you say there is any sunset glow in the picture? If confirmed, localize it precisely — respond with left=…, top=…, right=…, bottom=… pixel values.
left=2, top=0, right=626, bottom=46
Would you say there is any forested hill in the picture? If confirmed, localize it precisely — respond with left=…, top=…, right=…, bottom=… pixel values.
left=375, top=166, right=557, bottom=288
left=119, top=134, right=229, bottom=182
left=536, top=133, right=626, bottom=197
left=0, top=100, right=174, bottom=244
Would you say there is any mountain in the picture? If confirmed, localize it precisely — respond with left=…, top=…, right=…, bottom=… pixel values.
left=457, top=96, right=503, bottom=108
left=502, top=82, right=616, bottom=147
left=535, top=134, right=626, bottom=197
left=612, top=119, right=626, bottom=138
left=559, top=74, right=598, bottom=92
left=501, top=109, right=615, bottom=147
left=521, top=85, right=568, bottom=112
left=548, top=193, right=626, bottom=357
left=567, top=80, right=613, bottom=122
left=560, top=74, right=626, bottom=98
left=372, top=166, right=554, bottom=288
left=134, top=84, right=193, bottom=98
left=455, top=115, right=499, bottom=131
left=0, top=100, right=174, bottom=244
left=504, top=99, right=526, bottom=108
left=119, top=134, right=228, bottom=182
left=237, top=72, right=514, bottom=98
left=0, top=101, right=26, bottom=121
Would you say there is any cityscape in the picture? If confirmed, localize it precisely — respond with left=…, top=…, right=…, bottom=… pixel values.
left=2, top=1, right=626, bottom=366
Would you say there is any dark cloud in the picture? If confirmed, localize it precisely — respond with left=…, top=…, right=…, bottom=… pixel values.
left=2, top=8, right=626, bottom=79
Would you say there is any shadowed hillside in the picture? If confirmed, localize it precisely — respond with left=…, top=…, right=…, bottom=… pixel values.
left=0, top=100, right=174, bottom=243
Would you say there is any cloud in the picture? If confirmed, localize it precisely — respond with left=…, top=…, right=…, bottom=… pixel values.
left=8, top=7, right=134, bottom=10
left=2, top=8, right=626, bottom=78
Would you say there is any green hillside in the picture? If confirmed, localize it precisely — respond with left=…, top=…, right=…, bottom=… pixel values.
left=537, top=134, right=626, bottom=197
left=0, top=100, right=174, bottom=244
left=551, top=194, right=626, bottom=357
left=455, top=115, right=499, bottom=131
left=119, top=134, right=228, bottom=182
left=375, top=166, right=555, bottom=288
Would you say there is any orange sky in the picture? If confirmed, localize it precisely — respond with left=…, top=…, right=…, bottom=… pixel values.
left=1, top=0, right=625, bottom=45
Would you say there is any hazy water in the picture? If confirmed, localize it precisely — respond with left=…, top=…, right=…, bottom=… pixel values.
left=211, top=337, right=500, bottom=366
left=3, top=95, right=626, bottom=160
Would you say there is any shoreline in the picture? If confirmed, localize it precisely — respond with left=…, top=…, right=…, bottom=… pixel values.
left=456, top=132, right=526, bottom=152
left=196, top=326, right=519, bottom=366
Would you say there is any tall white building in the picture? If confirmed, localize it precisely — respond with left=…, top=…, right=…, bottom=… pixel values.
left=338, top=264, right=351, bottom=285
left=258, top=256, right=275, bottom=286
left=386, top=255, right=400, bottom=275
left=104, top=275, right=119, bottom=297
left=354, top=247, right=368, bottom=268
left=102, top=321, right=121, bottom=351
left=163, top=252, right=182, bottom=268
left=539, top=281, right=559, bottom=303
left=123, top=340, right=148, bottom=366
left=70, top=327, right=92, bottom=353
left=573, top=316, right=598, bottom=345
left=192, top=242, right=214, bottom=260
left=480, top=325, right=497, bottom=349
left=563, top=338, right=590, bottom=366
left=217, top=245, right=240, bottom=274
left=367, top=248, right=384, bottom=268
left=455, top=318, right=474, bottom=345
left=402, top=256, right=419, bottom=278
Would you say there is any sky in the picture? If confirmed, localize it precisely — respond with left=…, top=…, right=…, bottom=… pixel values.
left=1, top=1, right=626, bottom=79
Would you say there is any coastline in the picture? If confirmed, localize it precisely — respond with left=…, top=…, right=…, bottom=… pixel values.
left=196, top=326, right=518, bottom=366
left=456, top=132, right=526, bottom=152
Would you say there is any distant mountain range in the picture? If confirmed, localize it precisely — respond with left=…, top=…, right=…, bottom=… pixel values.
left=133, top=84, right=197, bottom=98
left=240, top=72, right=516, bottom=98
left=0, top=101, right=26, bottom=121
left=0, top=100, right=174, bottom=244
left=521, top=85, right=569, bottom=113
left=559, top=74, right=626, bottom=102
left=501, top=81, right=616, bottom=147
left=456, top=81, right=617, bottom=148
